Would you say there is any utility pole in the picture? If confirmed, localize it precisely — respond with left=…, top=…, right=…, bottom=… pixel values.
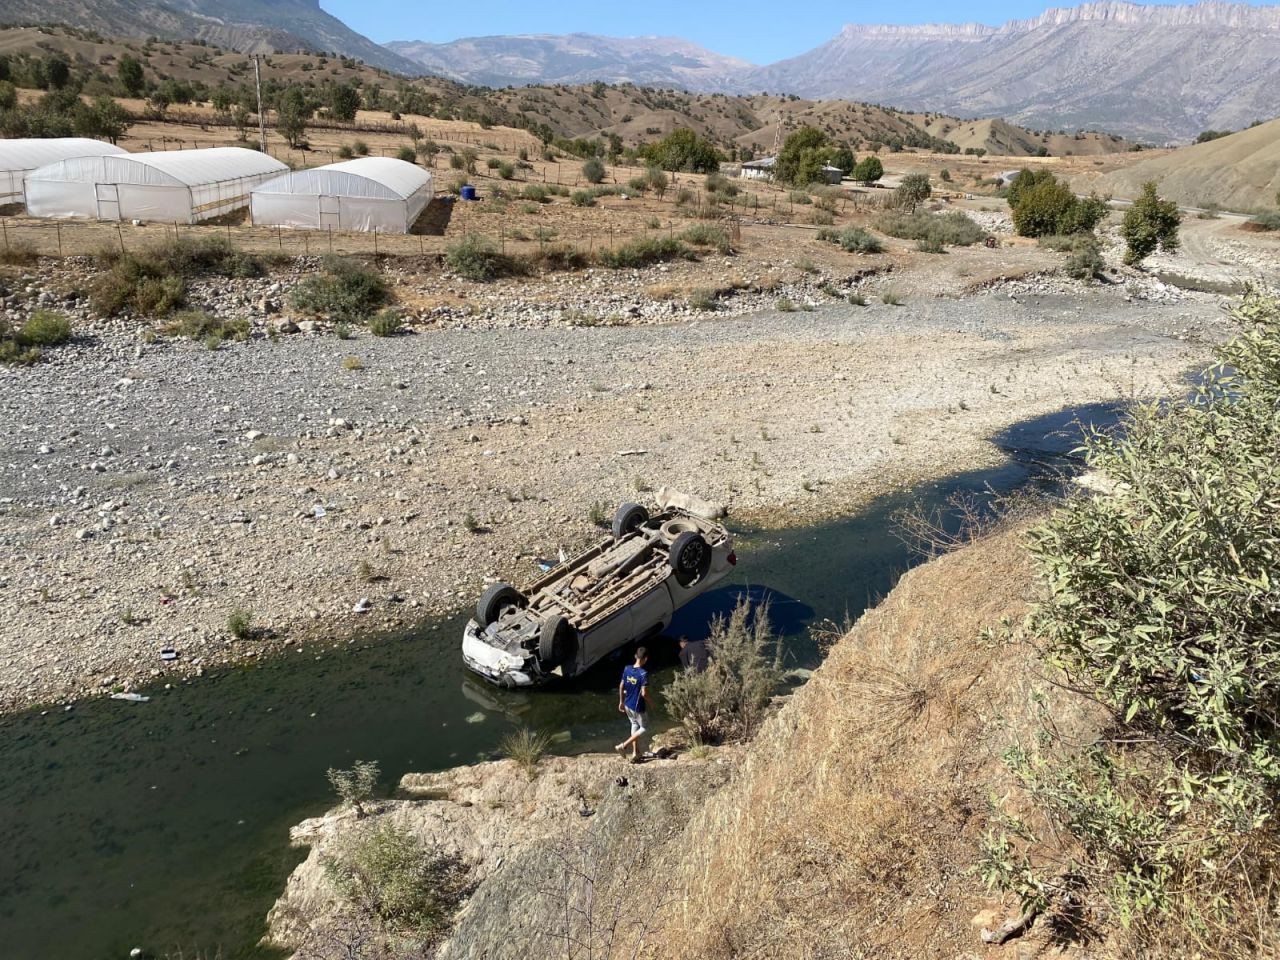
left=252, top=55, right=268, bottom=153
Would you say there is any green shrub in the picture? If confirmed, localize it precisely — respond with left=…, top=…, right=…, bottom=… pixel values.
left=161, top=310, right=249, bottom=343
left=817, top=226, right=883, bottom=254
left=227, top=607, right=253, bottom=639
left=291, top=256, right=392, bottom=321
left=705, top=172, right=738, bottom=196
left=521, top=184, right=549, bottom=203
left=322, top=821, right=468, bottom=943
left=984, top=290, right=1280, bottom=948
left=1011, top=175, right=1108, bottom=238
left=368, top=309, right=403, bottom=336
left=875, top=211, right=985, bottom=247
left=443, top=235, right=522, bottom=281
left=581, top=156, right=605, bottom=184
left=337, top=143, right=354, bottom=159
left=396, top=146, right=416, bottom=163
left=1120, top=181, right=1180, bottom=265
left=16, top=309, right=71, bottom=347
left=523, top=244, right=589, bottom=273
left=1062, top=233, right=1103, bottom=280
left=1248, top=211, right=1280, bottom=231
left=496, top=161, right=515, bottom=180
left=787, top=190, right=812, bottom=205
left=881, top=290, right=903, bottom=305
left=92, top=237, right=267, bottom=317
left=916, top=237, right=945, bottom=254
left=353, top=139, right=369, bottom=156
left=643, top=165, right=668, bottom=198
left=569, top=190, right=595, bottom=207
left=851, top=155, right=883, bottom=184
left=665, top=598, right=780, bottom=743
left=680, top=224, right=732, bottom=254
left=599, top=237, right=695, bottom=269
left=775, top=297, right=797, bottom=312
left=326, top=759, right=379, bottom=817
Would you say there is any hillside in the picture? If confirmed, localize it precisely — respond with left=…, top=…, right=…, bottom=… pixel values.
left=0, top=25, right=1134, bottom=159
left=0, top=0, right=421, bottom=73
left=1083, top=117, right=1280, bottom=211
left=391, top=2, right=1280, bottom=143
left=387, top=33, right=749, bottom=90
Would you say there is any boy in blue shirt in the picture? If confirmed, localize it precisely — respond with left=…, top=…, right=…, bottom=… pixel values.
left=615, top=647, right=650, bottom=762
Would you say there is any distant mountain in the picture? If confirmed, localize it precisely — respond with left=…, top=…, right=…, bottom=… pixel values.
left=0, top=0, right=422, bottom=73
left=388, top=2, right=1280, bottom=142
left=741, top=2, right=1280, bottom=142
left=386, top=33, right=749, bottom=90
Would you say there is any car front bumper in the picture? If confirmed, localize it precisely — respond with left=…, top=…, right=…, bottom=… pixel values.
left=461, top=620, right=540, bottom=687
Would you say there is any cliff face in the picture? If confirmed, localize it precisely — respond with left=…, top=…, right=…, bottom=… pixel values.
left=268, top=526, right=1109, bottom=959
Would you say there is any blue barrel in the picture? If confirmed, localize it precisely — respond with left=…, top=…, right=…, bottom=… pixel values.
left=460, top=185, right=477, bottom=201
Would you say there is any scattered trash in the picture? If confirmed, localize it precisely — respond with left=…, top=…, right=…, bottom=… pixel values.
left=616, top=448, right=648, bottom=456
left=159, top=648, right=178, bottom=661
left=352, top=598, right=372, bottom=614
left=311, top=504, right=326, bottom=518
left=110, top=692, right=150, bottom=703
left=464, top=711, right=486, bottom=724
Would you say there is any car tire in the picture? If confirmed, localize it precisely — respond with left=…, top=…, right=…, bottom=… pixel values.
left=539, top=614, right=576, bottom=668
left=612, top=502, right=650, bottom=539
left=669, top=531, right=712, bottom=587
left=476, top=583, right=524, bottom=626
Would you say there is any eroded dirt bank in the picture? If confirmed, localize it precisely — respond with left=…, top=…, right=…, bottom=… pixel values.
left=0, top=288, right=1226, bottom=711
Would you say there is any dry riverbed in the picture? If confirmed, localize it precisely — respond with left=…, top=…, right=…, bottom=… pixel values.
left=0, top=283, right=1229, bottom=711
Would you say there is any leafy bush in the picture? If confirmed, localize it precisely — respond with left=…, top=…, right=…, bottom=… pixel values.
left=322, top=821, right=468, bottom=943
left=521, top=184, right=549, bottom=203
left=569, top=190, right=596, bottom=207
left=495, top=160, right=515, bottom=180
left=16, top=309, right=71, bottom=347
left=983, top=290, right=1280, bottom=949
left=327, top=759, right=380, bottom=817
left=1121, top=181, right=1180, bottom=265
left=227, top=607, right=253, bottom=639
left=523, top=244, right=589, bottom=273
left=665, top=598, right=780, bottom=744
left=92, top=237, right=267, bottom=318
left=599, top=237, right=695, bottom=269
left=775, top=126, right=829, bottom=186
left=337, top=143, right=354, bottom=160
left=368, top=309, right=403, bottom=337
left=875, top=211, right=985, bottom=247
left=1061, top=233, right=1104, bottom=280
left=916, top=237, right=945, bottom=254
left=291, top=256, right=392, bottom=320
left=443, top=235, right=522, bottom=281
left=680, top=224, right=732, bottom=254
left=636, top=128, right=721, bottom=173
left=1012, top=175, right=1109, bottom=238
left=817, top=225, right=884, bottom=254
left=1248, top=211, right=1280, bottom=231
left=396, top=145, right=416, bottom=163
left=581, top=156, right=605, bottom=184
left=851, top=155, right=883, bottom=184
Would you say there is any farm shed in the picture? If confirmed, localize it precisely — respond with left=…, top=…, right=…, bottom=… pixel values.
left=249, top=158, right=434, bottom=233
left=0, top=139, right=127, bottom=205
left=740, top=156, right=776, bottom=181
left=24, top=147, right=288, bottom=223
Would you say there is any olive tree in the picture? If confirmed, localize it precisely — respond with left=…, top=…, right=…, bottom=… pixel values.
left=1121, top=180, right=1180, bottom=265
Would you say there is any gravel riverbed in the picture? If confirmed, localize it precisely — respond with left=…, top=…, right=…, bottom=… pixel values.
left=0, top=286, right=1230, bottom=711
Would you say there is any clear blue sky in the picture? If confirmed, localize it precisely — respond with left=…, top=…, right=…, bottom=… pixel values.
left=322, top=0, right=1224, bottom=64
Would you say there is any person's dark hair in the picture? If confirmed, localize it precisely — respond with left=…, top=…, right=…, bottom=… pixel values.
left=635, top=646, right=648, bottom=661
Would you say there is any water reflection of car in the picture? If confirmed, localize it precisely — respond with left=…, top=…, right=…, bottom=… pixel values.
left=462, top=498, right=736, bottom=687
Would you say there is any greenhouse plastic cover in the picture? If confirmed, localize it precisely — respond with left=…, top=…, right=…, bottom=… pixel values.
left=25, top=147, right=288, bottom=223
left=250, top=157, right=434, bottom=233
left=0, top=138, right=126, bottom=202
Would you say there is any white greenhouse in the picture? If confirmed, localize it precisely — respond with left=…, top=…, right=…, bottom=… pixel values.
left=24, top=147, right=289, bottom=223
left=249, top=157, right=434, bottom=234
left=0, top=138, right=127, bottom=205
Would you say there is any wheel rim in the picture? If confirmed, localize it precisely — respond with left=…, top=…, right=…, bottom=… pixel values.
left=679, top=540, right=707, bottom=577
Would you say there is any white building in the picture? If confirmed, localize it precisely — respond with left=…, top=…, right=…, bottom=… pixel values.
left=740, top=156, right=776, bottom=181
left=24, top=147, right=288, bottom=223
left=249, top=157, right=434, bottom=234
left=0, top=138, right=127, bottom=205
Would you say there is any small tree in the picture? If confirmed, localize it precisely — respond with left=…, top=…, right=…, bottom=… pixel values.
left=117, top=55, right=145, bottom=97
left=327, top=82, right=361, bottom=123
left=276, top=87, right=312, bottom=149
left=581, top=156, right=606, bottom=184
left=327, top=759, right=380, bottom=818
left=230, top=105, right=251, bottom=142
left=145, top=90, right=170, bottom=120
left=665, top=597, right=781, bottom=744
left=1121, top=180, right=1180, bottom=265
left=851, top=155, right=883, bottom=184
left=74, top=96, right=130, bottom=145
left=894, top=173, right=932, bottom=210
left=775, top=126, right=828, bottom=186
left=643, top=165, right=668, bottom=200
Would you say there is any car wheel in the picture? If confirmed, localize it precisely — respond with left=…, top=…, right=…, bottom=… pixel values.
left=539, top=614, right=577, bottom=667
left=476, top=583, right=525, bottom=626
left=669, top=531, right=712, bottom=587
left=612, top=501, right=650, bottom=539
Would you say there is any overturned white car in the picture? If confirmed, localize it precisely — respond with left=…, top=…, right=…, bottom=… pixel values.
left=462, top=495, right=735, bottom=687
